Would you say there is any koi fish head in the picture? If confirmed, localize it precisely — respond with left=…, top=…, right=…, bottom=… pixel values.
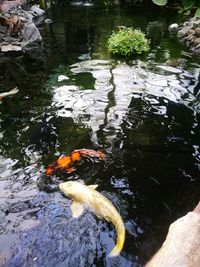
left=59, top=181, right=83, bottom=199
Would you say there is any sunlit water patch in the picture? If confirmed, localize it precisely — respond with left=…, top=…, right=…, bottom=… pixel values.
left=51, top=59, right=199, bottom=148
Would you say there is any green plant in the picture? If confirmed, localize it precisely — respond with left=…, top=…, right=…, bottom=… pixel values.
left=107, top=27, right=150, bottom=56
left=152, top=0, right=167, bottom=6
left=179, top=0, right=200, bottom=17
left=152, top=0, right=200, bottom=17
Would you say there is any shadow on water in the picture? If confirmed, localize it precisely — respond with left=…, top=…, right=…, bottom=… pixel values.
left=0, top=1, right=200, bottom=266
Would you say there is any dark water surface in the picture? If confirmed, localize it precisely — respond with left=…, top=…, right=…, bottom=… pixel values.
left=0, top=2, right=200, bottom=267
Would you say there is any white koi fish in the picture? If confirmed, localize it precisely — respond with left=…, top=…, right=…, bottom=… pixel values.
left=59, top=181, right=125, bottom=257
left=0, top=87, right=19, bottom=102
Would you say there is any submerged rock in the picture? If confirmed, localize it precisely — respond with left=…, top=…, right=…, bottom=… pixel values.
left=147, top=20, right=166, bottom=39
left=8, top=200, right=105, bottom=267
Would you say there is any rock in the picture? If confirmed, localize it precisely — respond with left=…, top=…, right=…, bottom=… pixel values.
left=192, top=20, right=200, bottom=28
left=146, top=210, right=200, bottom=267
left=194, top=37, right=200, bottom=46
left=17, top=9, right=34, bottom=21
left=0, top=6, right=43, bottom=53
left=30, top=5, right=45, bottom=17
left=177, top=27, right=191, bottom=38
left=58, top=75, right=69, bottom=82
left=23, top=43, right=43, bottom=59
left=183, top=21, right=193, bottom=28
left=196, top=27, right=200, bottom=37
left=168, top=23, right=179, bottom=33
left=1, top=44, right=22, bottom=52
left=45, top=18, right=53, bottom=24
left=177, top=17, right=200, bottom=55
left=21, top=21, right=42, bottom=43
left=0, top=0, right=26, bottom=13
left=188, top=29, right=196, bottom=35
left=183, top=33, right=196, bottom=44
left=194, top=47, right=200, bottom=54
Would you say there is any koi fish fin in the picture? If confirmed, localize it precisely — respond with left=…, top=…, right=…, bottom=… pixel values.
left=66, top=167, right=76, bottom=173
left=88, top=184, right=98, bottom=190
left=109, top=239, right=124, bottom=257
left=71, top=201, right=84, bottom=218
left=77, top=179, right=84, bottom=184
left=9, top=87, right=19, bottom=95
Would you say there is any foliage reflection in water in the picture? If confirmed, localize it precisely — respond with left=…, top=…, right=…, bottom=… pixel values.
left=0, top=2, right=200, bottom=267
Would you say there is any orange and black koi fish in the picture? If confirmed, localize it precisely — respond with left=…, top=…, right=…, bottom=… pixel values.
left=46, top=149, right=106, bottom=176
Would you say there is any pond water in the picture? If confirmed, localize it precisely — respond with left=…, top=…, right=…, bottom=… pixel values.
left=0, top=2, right=200, bottom=266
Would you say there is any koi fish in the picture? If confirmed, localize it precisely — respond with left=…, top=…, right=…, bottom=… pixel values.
left=59, top=181, right=125, bottom=257
left=46, top=149, right=106, bottom=176
left=0, top=87, right=19, bottom=102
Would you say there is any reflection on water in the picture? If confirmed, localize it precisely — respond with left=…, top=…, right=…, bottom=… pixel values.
left=0, top=2, right=200, bottom=267
left=52, top=59, right=199, bottom=147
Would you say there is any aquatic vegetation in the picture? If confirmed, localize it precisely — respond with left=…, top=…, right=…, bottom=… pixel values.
left=46, top=149, right=106, bottom=176
left=180, top=0, right=200, bottom=17
left=107, top=27, right=150, bottom=56
left=59, top=181, right=125, bottom=257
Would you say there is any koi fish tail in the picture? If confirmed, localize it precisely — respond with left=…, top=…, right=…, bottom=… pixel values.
left=78, top=149, right=106, bottom=161
left=109, top=227, right=125, bottom=257
left=109, top=240, right=123, bottom=257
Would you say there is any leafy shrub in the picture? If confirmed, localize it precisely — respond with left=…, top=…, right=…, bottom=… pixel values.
left=179, top=0, right=200, bottom=17
left=107, top=27, right=150, bottom=56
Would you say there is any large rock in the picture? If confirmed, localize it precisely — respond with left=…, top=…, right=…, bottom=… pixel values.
left=21, top=21, right=42, bottom=43
left=177, top=17, right=200, bottom=54
left=0, top=5, right=43, bottom=53
left=146, top=203, right=200, bottom=267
